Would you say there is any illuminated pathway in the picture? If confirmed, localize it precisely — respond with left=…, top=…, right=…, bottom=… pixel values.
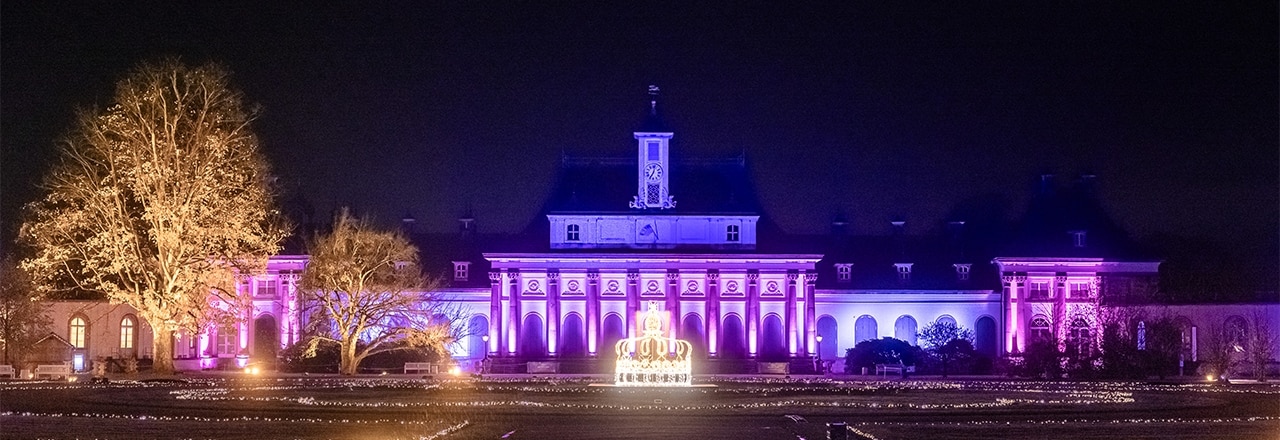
left=2, top=377, right=1278, bottom=439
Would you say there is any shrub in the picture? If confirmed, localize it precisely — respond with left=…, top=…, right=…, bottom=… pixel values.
left=843, top=337, right=920, bottom=374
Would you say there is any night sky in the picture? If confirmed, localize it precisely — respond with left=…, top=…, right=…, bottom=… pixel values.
left=2, top=3, right=1276, bottom=261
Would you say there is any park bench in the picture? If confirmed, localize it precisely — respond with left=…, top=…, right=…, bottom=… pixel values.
left=404, top=362, right=438, bottom=374
left=35, top=363, right=72, bottom=379
left=875, top=363, right=905, bottom=377
left=0, top=365, right=15, bottom=378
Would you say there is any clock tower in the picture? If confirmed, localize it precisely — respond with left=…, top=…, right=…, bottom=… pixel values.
left=630, top=85, right=676, bottom=210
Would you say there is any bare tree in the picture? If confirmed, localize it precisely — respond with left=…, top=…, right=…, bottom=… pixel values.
left=19, top=59, right=287, bottom=374
left=0, top=256, right=50, bottom=367
left=298, top=210, right=458, bottom=375
left=1246, top=312, right=1275, bottom=381
left=1199, top=318, right=1235, bottom=380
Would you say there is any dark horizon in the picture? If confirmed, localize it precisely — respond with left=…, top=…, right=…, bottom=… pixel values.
left=3, top=3, right=1276, bottom=266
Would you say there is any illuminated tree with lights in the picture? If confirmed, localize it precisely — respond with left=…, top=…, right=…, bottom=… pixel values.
left=0, top=256, right=50, bottom=367
left=19, top=59, right=288, bottom=374
left=298, top=210, right=458, bottom=375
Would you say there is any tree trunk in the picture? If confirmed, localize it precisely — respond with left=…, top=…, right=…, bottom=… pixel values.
left=153, top=331, right=175, bottom=374
left=340, top=339, right=358, bottom=375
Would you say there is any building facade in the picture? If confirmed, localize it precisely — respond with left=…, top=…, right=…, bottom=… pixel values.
left=27, top=92, right=1280, bottom=375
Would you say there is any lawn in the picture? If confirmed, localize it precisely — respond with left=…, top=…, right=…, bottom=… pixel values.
left=1, top=376, right=1276, bottom=439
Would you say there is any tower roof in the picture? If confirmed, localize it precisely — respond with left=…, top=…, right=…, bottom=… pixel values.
left=635, top=85, right=671, bottom=133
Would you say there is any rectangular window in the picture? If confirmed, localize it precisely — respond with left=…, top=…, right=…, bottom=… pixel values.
left=256, top=279, right=277, bottom=298
left=726, top=224, right=740, bottom=242
left=1069, top=282, right=1091, bottom=299
left=566, top=224, right=580, bottom=241
left=454, top=262, right=470, bottom=281
left=1029, top=281, right=1051, bottom=299
left=217, top=327, right=237, bottom=355
left=647, top=141, right=660, bottom=161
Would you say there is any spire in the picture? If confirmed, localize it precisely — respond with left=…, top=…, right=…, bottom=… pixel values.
left=637, top=84, right=670, bottom=133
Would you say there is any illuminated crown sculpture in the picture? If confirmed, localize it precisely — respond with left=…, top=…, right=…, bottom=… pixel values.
left=614, top=301, right=693, bottom=386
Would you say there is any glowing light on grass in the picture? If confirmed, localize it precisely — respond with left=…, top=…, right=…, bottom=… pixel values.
left=614, top=302, right=692, bottom=386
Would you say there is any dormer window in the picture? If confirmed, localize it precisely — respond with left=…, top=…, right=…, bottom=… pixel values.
left=566, top=224, right=581, bottom=242
left=894, top=263, right=913, bottom=281
left=835, top=264, right=852, bottom=282
left=1071, top=230, right=1087, bottom=248
left=453, top=261, right=471, bottom=281
left=953, top=264, right=971, bottom=281
left=726, top=224, right=740, bottom=242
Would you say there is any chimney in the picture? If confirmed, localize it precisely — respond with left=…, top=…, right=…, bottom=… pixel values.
left=458, top=210, right=476, bottom=238
left=891, top=220, right=906, bottom=259
left=1038, top=174, right=1055, bottom=195
left=400, top=212, right=416, bottom=234
left=831, top=212, right=849, bottom=237
left=948, top=221, right=966, bottom=261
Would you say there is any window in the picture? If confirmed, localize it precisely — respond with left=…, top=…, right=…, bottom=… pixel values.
left=120, top=316, right=135, bottom=349
left=1137, top=321, right=1146, bottom=351
left=954, top=264, right=971, bottom=281
left=895, top=263, right=912, bottom=281
left=256, top=278, right=277, bottom=298
left=1071, top=231, right=1087, bottom=248
left=453, top=262, right=471, bottom=281
left=1069, top=282, right=1091, bottom=299
left=566, top=224, right=580, bottom=241
left=70, top=316, right=87, bottom=349
left=726, top=224, right=740, bottom=242
left=835, top=264, right=852, bottom=282
left=1030, top=316, right=1052, bottom=343
left=1069, top=318, right=1091, bottom=357
left=217, top=325, right=238, bottom=356
left=1029, top=281, right=1051, bottom=299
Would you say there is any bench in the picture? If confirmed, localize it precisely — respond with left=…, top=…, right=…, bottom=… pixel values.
left=875, top=363, right=908, bottom=377
left=35, top=363, right=72, bottom=379
left=0, top=365, right=15, bottom=378
left=404, top=362, right=438, bottom=374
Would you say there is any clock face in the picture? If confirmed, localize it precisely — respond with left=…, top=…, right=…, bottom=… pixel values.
left=645, top=163, right=663, bottom=181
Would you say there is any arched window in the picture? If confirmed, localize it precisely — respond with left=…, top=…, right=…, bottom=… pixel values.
left=936, top=315, right=957, bottom=328
left=1029, top=316, right=1051, bottom=343
left=69, top=316, right=88, bottom=349
left=1136, top=321, right=1146, bottom=351
left=1068, top=317, right=1091, bottom=357
left=120, top=315, right=136, bottom=349
left=1225, top=315, right=1247, bottom=352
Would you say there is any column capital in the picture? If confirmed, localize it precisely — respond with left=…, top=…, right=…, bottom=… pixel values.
left=547, top=271, right=560, bottom=281
left=786, top=272, right=799, bottom=281
left=1002, top=275, right=1026, bottom=284
left=746, top=272, right=760, bottom=282
left=626, top=271, right=640, bottom=281
left=587, top=271, right=600, bottom=281
left=666, top=270, right=680, bottom=281
left=489, top=271, right=502, bottom=284
left=804, top=272, right=818, bottom=284
left=706, top=271, right=719, bottom=281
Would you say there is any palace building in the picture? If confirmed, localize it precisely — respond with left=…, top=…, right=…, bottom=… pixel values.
left=31, top=89, right=1279, bottom=375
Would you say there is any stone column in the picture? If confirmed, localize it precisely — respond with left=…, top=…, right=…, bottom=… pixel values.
left=1054, top=274, right=1068, bottom=351
left=508, top=269, right=521, bottom=356
left=666, top=270, right=680, bottom=338
left=1002, top=274, right=1025, bottom=353
left=548, top=271, right=560, bottom=357
left=804, top=271, right=817, bottom=357
left=706, top=271, right=720, bottom=357
left=785, top=271, right=798, bottom=356
left=626, top=271, right=640, bottom=338
left=587, top=270, right=600, bottom=356
left=746, top=271, right=760, bottom=357
left=489, top=271, right=503, bottom=357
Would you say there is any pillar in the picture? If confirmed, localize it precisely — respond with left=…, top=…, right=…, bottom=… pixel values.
left=489, top=271, right=503, bottom=357
left=803, top=271, right=817, bottom=357
left=626, top=271, right=640, bottom=338
left=508, top=269, right=521, bottom=356
left=746, top=271, right=759, bottom=356
left=548, top=271, right=560, bottom=356
left=707, top=271, right=720, bottom=357
left=666, top=270, right=680, bottom=337
left=587, top=270, right=600, bottom=355
left=785, top=271, right=798, bottom=356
